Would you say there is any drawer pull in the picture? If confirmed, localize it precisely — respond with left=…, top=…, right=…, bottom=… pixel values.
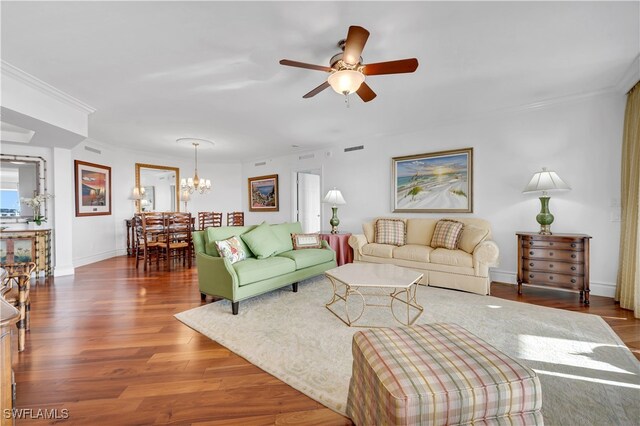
left=529, top=263, right=534, bottom=267
left=571, top=254, right=576, bottom=259
left=571, top=243, right=576, bottom=248
left=549, top=276, right=554, bottom=280
left=571, top=266, right=576, bottom=271
left=571, top=279, right=576, bottom=283
left=549, top=264, right=554, bottom=268
left=530, top=251, right=534, bottom=255
left=550, top=242, right=554, bottom=246
left=529, top=274, right=534, bottom=278
left=549, top=252, right=554, bottom=256
left=530, top=241, right=534, bottom=245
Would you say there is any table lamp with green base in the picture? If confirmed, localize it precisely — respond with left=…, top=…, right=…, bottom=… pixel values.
left=523, top=167, right=571, bottom=235
left=323, top=188, right=346, bottom=234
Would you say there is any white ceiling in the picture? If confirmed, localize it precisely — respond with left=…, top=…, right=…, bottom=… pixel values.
left=1, top=1, right=638, bottom=162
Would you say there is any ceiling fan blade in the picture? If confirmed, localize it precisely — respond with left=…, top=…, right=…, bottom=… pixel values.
left=356, top=82, right=377, bottom=102
left=363, top=58, right=419, bottom=76
left=279, top=59, right=332, bottom=73
left=303, top=81, right=331, bottom=98
left=343, top=26, right=370, bottom=65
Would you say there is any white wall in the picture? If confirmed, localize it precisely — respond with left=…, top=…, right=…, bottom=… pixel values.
left=71, top=140, right=243, bottom=267
left=242, top=93, right=625, bottom=297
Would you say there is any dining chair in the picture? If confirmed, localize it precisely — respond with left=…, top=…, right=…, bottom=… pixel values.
left=157, top=212, right=192, bottom=270
left=198, top=212, right=222, bottom=230
left=227, top=211, right=244, bottom=226
left=0, top=262, right=36, bottom=351
left=136, top=212, right=164, bottom=271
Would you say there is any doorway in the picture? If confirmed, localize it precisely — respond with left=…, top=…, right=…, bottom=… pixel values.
left=295, top=170, right=322, bottom=233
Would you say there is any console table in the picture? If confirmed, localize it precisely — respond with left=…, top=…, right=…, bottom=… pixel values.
left=0, top=229, right=52, bottom=276
left=516, top=232, right=591, bottom=304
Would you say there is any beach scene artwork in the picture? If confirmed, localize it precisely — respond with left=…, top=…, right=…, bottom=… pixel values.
left=75, top=160, right=112, bottom=216
left=393, top=148, right=472, bottom=212
left=248, top=175, right=279, bottom=212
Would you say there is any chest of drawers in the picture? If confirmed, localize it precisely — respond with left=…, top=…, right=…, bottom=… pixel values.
left=516, top=232, right=591, bottom=304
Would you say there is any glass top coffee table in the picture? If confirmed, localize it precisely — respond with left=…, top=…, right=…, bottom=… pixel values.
left=324, top=263, right=424, bottom=327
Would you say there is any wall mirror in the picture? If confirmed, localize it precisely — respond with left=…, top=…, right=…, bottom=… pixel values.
left=0, top=154, right=47, bottom=222
left=135, top=163, right=180, bottom=213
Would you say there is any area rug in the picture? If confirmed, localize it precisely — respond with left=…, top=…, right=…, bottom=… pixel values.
left=175, top=277, right=640, bottom=425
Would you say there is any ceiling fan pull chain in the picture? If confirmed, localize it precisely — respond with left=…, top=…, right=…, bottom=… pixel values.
left=345, top=93, right=350, bottom=108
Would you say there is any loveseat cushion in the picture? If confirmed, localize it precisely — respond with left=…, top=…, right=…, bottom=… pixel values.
left=375, top=218, right=406, bottom=246
left=215, top=236, right=247, bottom=264
left=233, top=257, right=296, bottom=285
left=458, top=224, right=489, bottom=254
left=271, top=222, right=303, bottom=254
left=393, top=244, right=433, bottom=263
left=430, top=248, right=473, bottom=268
left=405, top=219, right=438, bottom=246
left=431, top=219, right=464, bottom=250
left=205, top=226, right=255, bottom=257
left=278, top=249, right=333, bottom=269
left=241, top=222, right=280, bottom=259
left=362, top=243, right=395, bottom=258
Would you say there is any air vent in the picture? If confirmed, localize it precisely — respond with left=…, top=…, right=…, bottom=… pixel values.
left=254, top=161, right=266, bottom=167
left=84, top=146, right=101, bottom=154
left=298, top=153, right=315, bottom=160
left=344, top=145, right=364, bottom=152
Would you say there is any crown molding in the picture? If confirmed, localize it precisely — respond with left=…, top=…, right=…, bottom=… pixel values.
left=1, top=60, right=96, bottom=114
left=615, top=54, right=640, bottom=94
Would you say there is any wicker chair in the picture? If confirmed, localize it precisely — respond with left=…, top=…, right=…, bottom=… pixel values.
left=0, top=262, right=36, bottom=351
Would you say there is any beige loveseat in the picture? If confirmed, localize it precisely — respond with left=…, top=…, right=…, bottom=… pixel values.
left=348, top=218, right=499, bottom=295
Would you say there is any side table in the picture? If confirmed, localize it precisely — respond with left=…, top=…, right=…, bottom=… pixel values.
left=319, top=232, right=353, bottom=266
left=516, top=232, right=591, bottom=304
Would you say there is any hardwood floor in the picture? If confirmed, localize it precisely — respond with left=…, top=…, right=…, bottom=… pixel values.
left=11, top=256, right=639, bottom=425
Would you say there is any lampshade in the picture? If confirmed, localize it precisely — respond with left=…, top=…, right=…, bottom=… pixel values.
left=523, top=167, right=571, bottom=194
left=323, top=188, right=346, bottom=206
left=180, top=190, right=191, bottom=202
left=327, top=70, right=365, bottom=95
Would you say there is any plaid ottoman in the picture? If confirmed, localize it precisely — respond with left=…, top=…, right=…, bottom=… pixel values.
left=346, top=323, right=543, bottom=425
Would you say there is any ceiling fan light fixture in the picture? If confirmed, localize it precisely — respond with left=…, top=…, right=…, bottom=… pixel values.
left=328, top=69, right=365, bottom=95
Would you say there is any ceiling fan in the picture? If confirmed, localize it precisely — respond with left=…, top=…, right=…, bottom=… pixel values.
left=280, top=25, right=419, bottom=104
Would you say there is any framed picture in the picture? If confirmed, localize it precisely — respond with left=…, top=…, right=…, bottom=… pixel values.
left=248, top=174, right=279, bottom=212
left=392, top=148, right=473, bottom=213
left=74, top=160, right=112, bottom=216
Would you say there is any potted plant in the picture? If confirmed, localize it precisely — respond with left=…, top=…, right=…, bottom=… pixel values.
left=20, top=193, right=54, bottom=227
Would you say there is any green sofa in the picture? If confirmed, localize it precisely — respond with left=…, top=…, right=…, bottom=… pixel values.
left=193, top=222, right=336, bottom=314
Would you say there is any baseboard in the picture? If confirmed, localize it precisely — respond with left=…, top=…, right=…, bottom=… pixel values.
left=74, top=249, right=121, bottom=268
left=490, top=269, right=616, bottom=298
left=54, top=265, right=75, bottom=277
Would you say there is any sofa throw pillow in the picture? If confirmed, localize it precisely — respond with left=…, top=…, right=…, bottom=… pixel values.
left=375, top=219, right=406, bottom=246
left=431, top=219, right=464, bottom=250
left=214, top=236, right=247, bottom=264
left=291, top=233, right=322, bottom=250
left=458, top=225, right=490, bottom=254
left=240, top=222, right=279, bottom=259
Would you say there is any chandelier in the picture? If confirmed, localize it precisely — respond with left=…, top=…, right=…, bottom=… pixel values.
left=179, top=139, right=211, bottom=194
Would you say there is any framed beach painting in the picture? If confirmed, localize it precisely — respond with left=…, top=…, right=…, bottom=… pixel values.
left=248, top=174, right=279, bottom=212
left=392, top=148, right=473, bottom=213
left=74, top=160, right=112, bottom=216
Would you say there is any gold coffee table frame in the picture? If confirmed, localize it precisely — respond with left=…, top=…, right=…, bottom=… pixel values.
left=325, top=263, right=424, bottom=327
